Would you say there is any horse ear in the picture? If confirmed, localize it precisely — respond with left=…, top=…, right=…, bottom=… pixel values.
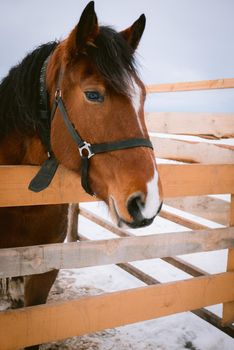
left=121, top=14, right=146, bottom=51
left=71, top=1, right=99, bottom=53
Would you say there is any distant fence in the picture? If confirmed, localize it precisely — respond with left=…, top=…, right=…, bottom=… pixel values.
left=0, top=78, right=234, bottom=349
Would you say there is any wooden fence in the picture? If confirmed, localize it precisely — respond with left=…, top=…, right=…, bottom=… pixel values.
left=0, top=78, right=234, bottom=349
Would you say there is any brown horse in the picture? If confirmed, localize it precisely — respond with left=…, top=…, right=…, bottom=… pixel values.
left=0, top=2, right=162, bottom=348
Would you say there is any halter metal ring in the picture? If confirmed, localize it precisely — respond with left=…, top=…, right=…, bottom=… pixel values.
left=79, top=141, right=94, bottom=159
left=55, top=89, right=62, bottom=100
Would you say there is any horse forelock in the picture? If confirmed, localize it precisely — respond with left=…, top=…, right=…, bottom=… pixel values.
left=78, top=26, right=139, bottom=97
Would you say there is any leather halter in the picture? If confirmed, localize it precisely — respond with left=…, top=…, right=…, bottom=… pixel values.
left=29, top=56, right=153, bottom=196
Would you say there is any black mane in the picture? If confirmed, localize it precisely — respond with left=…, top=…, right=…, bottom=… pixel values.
left=0, top=26, right=138, bottom=141
left=0, top=42, right=57, bottom=140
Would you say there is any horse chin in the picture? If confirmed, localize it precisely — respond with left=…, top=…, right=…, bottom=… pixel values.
left=109, top=196, right=155, bottom=229
left=118, top=216, right=155, bottom=229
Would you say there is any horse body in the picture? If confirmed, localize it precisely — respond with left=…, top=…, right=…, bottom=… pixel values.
left=0, top=45, right=69, bottom=327
left=0, top=2, right=162, bottom=348
left=0, top=40, right=69, bottom=249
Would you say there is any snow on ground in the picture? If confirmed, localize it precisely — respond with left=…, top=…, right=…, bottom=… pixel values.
left=40, top=198, right=234, bottom=350
left=40, top=264, right=234, bottom=350
left=1, top=199, right=233, bottom=349
left=149, top=133, right=234, bottom=147
left=42, top=135, right=234, bottom=349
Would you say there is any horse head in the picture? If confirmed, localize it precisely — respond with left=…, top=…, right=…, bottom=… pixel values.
left=47, top=1, right=163, bottom=228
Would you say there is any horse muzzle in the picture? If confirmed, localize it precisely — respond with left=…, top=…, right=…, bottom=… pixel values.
left=110, top=194, right=163, bottom=229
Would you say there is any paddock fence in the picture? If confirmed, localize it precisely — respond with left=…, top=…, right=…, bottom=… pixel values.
left=0, top=78, right=234, bottom=349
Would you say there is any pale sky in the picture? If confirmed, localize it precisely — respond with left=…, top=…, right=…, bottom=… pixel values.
left=0, top=0, right=234, bottom=112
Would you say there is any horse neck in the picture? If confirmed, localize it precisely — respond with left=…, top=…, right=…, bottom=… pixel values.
left=0, top=43, right=59, bottom=166
left=0, top=131, right=46, bottom=166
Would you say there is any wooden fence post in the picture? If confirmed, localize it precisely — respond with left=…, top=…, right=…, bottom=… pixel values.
left=66, top=203, right=79, bottom=242
left=222, top=194, right=234, bottom=325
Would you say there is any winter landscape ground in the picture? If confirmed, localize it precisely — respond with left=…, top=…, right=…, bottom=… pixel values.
left=38, top=196, right=234, bottom=350
left=1, top=195, right=233, bottom=350
left=1, top=194, right=233, bottom=350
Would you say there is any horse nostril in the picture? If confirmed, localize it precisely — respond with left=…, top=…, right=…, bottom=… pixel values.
left=126, top=193, right=162, bottom=228
left=127, top=193, right=145, bottom=221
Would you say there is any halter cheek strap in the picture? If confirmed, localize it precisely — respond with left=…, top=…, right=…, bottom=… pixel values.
left=29, top=60, right=153, bottom=196
left=29, top=55, right=59, bottom=193
left=52, top=92, right=153, bottom=195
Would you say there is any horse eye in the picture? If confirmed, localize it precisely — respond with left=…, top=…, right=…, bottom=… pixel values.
left=84, top=91, right=104, bottom=103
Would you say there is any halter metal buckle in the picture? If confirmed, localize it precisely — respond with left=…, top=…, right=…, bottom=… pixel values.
left=55, top=89, right=62, bottom=101
left=79, top=141, right=94, bottom=159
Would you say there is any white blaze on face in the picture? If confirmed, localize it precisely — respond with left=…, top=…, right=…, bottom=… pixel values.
left=130, top=79, right=144, bottom=135
left=141, top=168, right=161, bottom=219
left=130, top=78, right=161, bottom=219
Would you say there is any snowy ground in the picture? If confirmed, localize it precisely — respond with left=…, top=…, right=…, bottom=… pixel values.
left=38, top=196, right=234, bottom=350
left=41, top=135, right=234, bottom=349
left=1, top=195, right=233, bottom=349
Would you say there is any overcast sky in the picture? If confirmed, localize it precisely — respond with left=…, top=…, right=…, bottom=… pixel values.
left=0, top=0, right=233, bottom=112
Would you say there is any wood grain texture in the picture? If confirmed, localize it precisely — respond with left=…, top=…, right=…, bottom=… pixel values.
left=80, top=207, right=210, bottom=279
left=146, top=78, right=234, bottom=93
left=0, top=164, right=233, bottom=207
left=77, top=209, right=234, bottom=337
left=159, top=164, right=234, bottom=197
left=146, top=112, right=234, bottom=138
left=0, top=227, right=234, bottom=278
left=164, top=196, right=229, bottom=226
left=0, top=272, right=234, bottom=349
left=160, top=210, right=209, bottom=230
left=79, top=207, right=133, bottom=237
left=0, top=165, right=95, bottom=207
left=151, top=137, right=234, bottom=164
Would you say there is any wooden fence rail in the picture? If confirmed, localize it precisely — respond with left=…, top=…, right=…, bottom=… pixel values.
left=0, top=164, right=233, bottom=207
left=146, top=112, right=234, bottom=138
left=0, top=272, right=234, bottom=350
left=79, top=205, right=234, bottom=337
left=151, top=136, right=234, bottom=163
left=146, top=78, right=234, bottom=93
left=1, top=227, right=234, bottom=278
left=164, top=196, right=230, bottom=226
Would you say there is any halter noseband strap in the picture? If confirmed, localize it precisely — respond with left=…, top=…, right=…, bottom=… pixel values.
left=53, top=90, right=153, bottom=195
left=29, top=58, right=153, bottom=196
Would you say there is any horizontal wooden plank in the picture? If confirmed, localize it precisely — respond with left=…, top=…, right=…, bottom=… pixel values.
left=121, top=259, right=234, bottom=337
left=1, top=272, right=234, bottom=349
left=77, top=209, right=234, bottom=338
left=0, top=164, right=233, bottom=207
left=160, top=209, right=208, bottom=230
left=80, top=207, right=210, bottom=278
left=165, top=196, right=229, bottom=226
left=79, top=206, right=132, bottom=237
left=0, top=227, right=233, bottom=278
left=151, top=137, right=234, bottom=163
left=146, top=78, right=234, bottom=93
left=163, top=256, right=209, bottom=277
left=78, top=210, right=234, bottom=338
left=159, top=164, right=234, bottom=197
left=146, top=112, right=234, bottom=138
left=192, top=308, right=234, bottom=338
left=0, top=165, right=96, bottom=207
left=119, top=257, right=234, bottom=338
left=80, top=204, right=234, bottom=337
